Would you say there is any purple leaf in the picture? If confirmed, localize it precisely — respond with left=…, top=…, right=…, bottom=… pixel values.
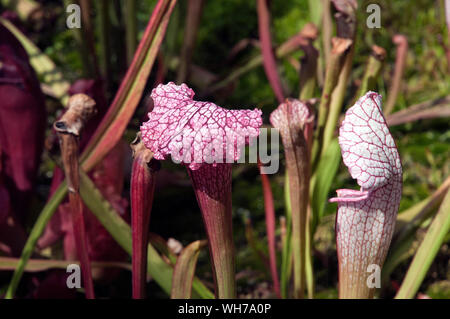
left=0, top=24, right=46, bottom=222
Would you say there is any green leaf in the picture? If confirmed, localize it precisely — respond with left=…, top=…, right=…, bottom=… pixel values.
left=395, top=188, right=450, bottom=299
left=5, top=182, right=67, bottom=298
left=280, top=173, right=292, bottom=298
left=307, top=0, right=322, bottom=26
left=311, top=138, right=341, bottom=233
left=395, top=176, right=450, bottom=239
left=0, top=17, right=70, bottom=105
left=381, top=234, right=415, bottom=285
left=383, top=176, right=450, bottom=282
left=171, top=240, right=207, bottom=299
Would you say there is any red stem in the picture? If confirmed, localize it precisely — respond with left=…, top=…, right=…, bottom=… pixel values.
left=131, top=149, right=156, bottom=299
left=54, top=95, right=97, bottom=299
left=176, top=0, right=204, bottom=83
left=258, top=161, right=281, bottom=298
left=257, top=0, right=285, bottom=103
left=69, top=192, right=95, bottom=299
left=385, top=34, right=408, bottom=115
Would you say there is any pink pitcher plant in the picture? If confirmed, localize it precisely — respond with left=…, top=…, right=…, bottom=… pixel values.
left=141, top=82, right=262, bottom=298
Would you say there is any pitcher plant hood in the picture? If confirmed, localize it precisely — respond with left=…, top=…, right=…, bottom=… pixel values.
left=140, top=82, right=262, bottom=170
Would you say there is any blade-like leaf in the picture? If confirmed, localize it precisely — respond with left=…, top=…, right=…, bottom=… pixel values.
left=395, top=188, right=450, bottom=299
left=80, top=0, right=177, bottom=172
left=257, top=0, right=285, bottom=103
left=6, top=0, right=178, bottom=298
left=171, top=240, right=207, bottom=299
left=280, top=173, right=292, bottom=298
left=383, top=176, right=450, bottom=280
left=308, top=0, right=323, bottom=26
left=311, top=138, right=341, bottom=233
left=395, top=175, right=450, bottom=238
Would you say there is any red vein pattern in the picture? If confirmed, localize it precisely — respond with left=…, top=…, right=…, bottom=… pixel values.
left=269, top=99, right=311, bottom=136
left=141, top=82, right=262, bottom=170
left=330, top=91, right=402, bottom=298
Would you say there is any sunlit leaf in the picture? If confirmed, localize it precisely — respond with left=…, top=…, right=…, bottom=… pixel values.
left=0, top=17, right=70, bottom=105
left=396, top=188, right=450, bottom=299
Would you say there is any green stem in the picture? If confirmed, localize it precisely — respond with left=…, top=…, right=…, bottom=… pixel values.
left=280, top=173, right=293, bottom=298
left=382, top=176, right=450, bottom=283
left=320, top=44, right=354, bottom=158
left=311, top=38, right=352, bottom=169
left=304, top=205, right=314, bottom=298
left=321, top=0, right=332, bottom=66
left=0, top=17, right=70, bottom=105
left=320, top=2, right=357, bottom=158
